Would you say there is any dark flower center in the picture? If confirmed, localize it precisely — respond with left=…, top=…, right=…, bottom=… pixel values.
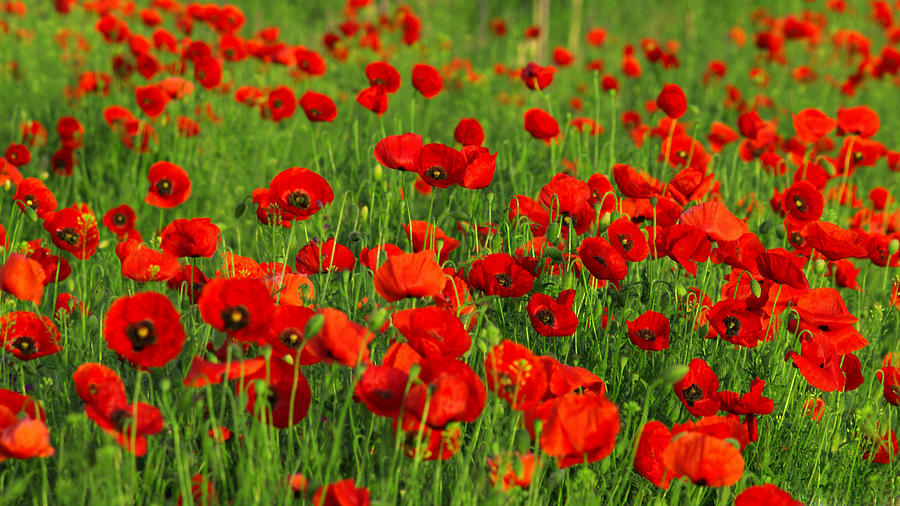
left=23, top=194, right=37, bottom=209
left=723, top=315, right=741, bottom=336
left=683, top=384, right=703, bottom=406
left=56, top=227, right=79, bottom=245
left=676, top=150, right=688, bottom=159
left=310, top=108, right=321, bottom=117
left=536, top=309, right=555, bottom=326
left=110, top=409, right=133, bottom=432
left=156, top=178, right=173, bottom=195
left=113, top=213, right=127, bottom=225
left=790, top=231, right=805, bottom=247
left=637, top=328, right=655, bottom=342
left=221, top=305, right=250, bottom=331
left=279, top=328, right=303, bottom=349
left=125, top=320, right=158, bottom=351
left=273, top=99, right=284, bottom=109
left=617, top=233, right=634, bottom=252
left=793, top=196, right=807, bottom=212
left=11, top=336, right=36, bottom=356
left=495, top=273, right=512, bottom=287
left=288, top=191, right=311, bottom=209
left=424, top=166, right=447, bottom=181
left=852, top=151, right=864, bottom=162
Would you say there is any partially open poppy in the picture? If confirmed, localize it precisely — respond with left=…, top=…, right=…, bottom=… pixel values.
left=453, top=118, right=485, bottom=147
left=104, top=292, right=186, bottom=368
left=662, top=431, right=744, bottom=487
left=374, top=251, right=446, bottom=302
left=403, top=356, right=485, bottom=428
left=392, top=306, right=471, bottom=358
left=521, top=62, right=556, bottom=90
left=305, top=308, right=374, bottom=367
left=536, top=392, right=620, bottom=468
left=657, top=83, right=687, bottom=119
left=484, top=340, right=548, bottom=410
left=160, top=217, right=220, bottom=258
left=366, top=61, right=401, bottom=92
left=411, top=63, right=442, bottom=98
left=294, top=238, right=356, bottom=274
left=734, top=484, right=803, bottom=506
left=523, top=108, right=560, bottom=143
left=312, top=479, right=370, bottom=506
left=673, top=358, right=720, bottom=416
left=243, top=359, right=311, bottom=428
left=578, top=237, right=628, bottom=289
left=299, top=91, right=337, bottom=122
left=0, top=254, right=45, bottom=305
left=374, top=133, right=423, bottom=172
left=354, top=365, right=409, bottom=418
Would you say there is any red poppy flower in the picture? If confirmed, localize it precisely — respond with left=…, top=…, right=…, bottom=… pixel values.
left=790, top=288, right=867, bottom=355
left=627, top=311, right=670, bottom=351
left=266, top=86, right=297, bottom=122
left=120, top=245, right=181, bottom=282
left=374, top=251, right=446, bottom=302
left=782, top=180, right=823, bottom=223
left=786, top=337, right=847, bottom=392
left=526, top=290, right=578, bottom=337
left=102, top=204, right=136, bottom=239
left=0, top=158, right=22, bottom=186
left=21, top=239, right=70, bottom=286
left=299, top=91, right=336, bottom=122
left=159, top=217, right=220, bottom=258
left=145, top=161, right=191, bottom=208
left=135, top=85, right=169, bottom=118
left=662, top=431, right=744, bottom=487
left=194, top=56, right=222, bottom=89
left=42, top=204, right=99, bottom=260
left=356, top=86, right=389, bottom=116
left=718, top=377, right=774, bottom=441
left=104, top=292, right=186, bottom=368
left=268, top=167, right=334, bottom=219
left=612, top=163, right=655, bottom=199
left=521, top=62, right=556, bottom=90
left=73, top=363, right=163, bottom=457
left=403, top=220, right=459, bottom=264
left=411, top=63, right=442, bottom=99
left=538, top=173, right=595, bottom=237
left=535, top=392, right=620, bottom=469
left=305, top=308, right=374, bottom=367
left=634, top=421, right=674, bottom=488
left=578, top=237, right=628, bottom=289
left=608, top=217, right=649, bottom=262
left=403, top=356, right=485, bottom=428
left=488, top=452, right=540, bottom=491
left=673, top=358, right=720, bottom=416
left=458, top=145, right=497, bottom=189
left=0, top=254, right=45, bottom=305
left=198, top=277, right=275, bottom=343
left=679, top=201, right=749, bottom=242
left=509, top=195, right=550, bottom=236
left=4, top=143, right=29, bottom=167
left=661, top=134, right=711, bottom=172
left=354, top=365, right=409, bottom=418
left=416, top=143, right=466, bottom=188
left=453, top=118, right=485, bottom=147
left=19, top=120, right=47, bottom=148
left=57, top=116, right=84, bottom=149
left=734, top=484, right=803, bottom=506
left=374, top=133, right=422, bottom=172
left=243, top=359, right=311, bottom=428
left=836, top=105, right=879, bottom=138
left=707, top=122, right=739, bottom=153
left=656, top=84, right=687, bottom=119
left=294, top=238, right=355, bottom=274
left=523, top=108, right=560, bottom=143
left=707, top=298, right=763, bottom=348
left=793, top=108, right=836, bottom=143
left=1, top=311, right=60, bottom=361
left=467, top=253, right=535, bottom=298
left=312, top=479, right=370, bottom=506
left=755, top=249, right=809, bottom=289
left=366, top=61, right=401, bottom=92
left=49, top=148, right=76, bottom=176
left=14, top=177, right=57, bottom=219
left=484, top=340, right=547, bottom=410
left=182, top=356, right=267, bottom=388
left=392, top=306, right=471, bottom=358
left=804, top=221, right=868, bottom=260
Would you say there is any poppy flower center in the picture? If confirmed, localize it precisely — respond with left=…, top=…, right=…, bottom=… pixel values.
left=424, top=166, right=447, bottom=181
left=11, top=336, right=36, bottom=356
left=617, top=233, right=634, bottom=252
left=54, top=157, right=67, bottom=169
left=221, top=305, right=250, bottom=331
left=126, top=320, right=158, bottom=351
left=676, top=150, right=688, bottom=159
left=279, top=328, right=303, bottom=349
left=723, top=315, right=741, bottom=336
left=310, top=108, right=321, bottom=117
left=287, top=191, right=311, bottom=209
left=683, top=384, right=703, bottom=406
left=852, top=151, right=864, bottom=163
left=23, top=195, right=37, bottom=209
left=225, top=49, right=235, bottom=58
left=373, top=78, right=386, bottom=86
left=110, top=409, right=133, bottom=432
left=156, top=178, right=173, bottom=195
left=793, top=196, right=807, bottom=212
left=56, top=227, right=80, bottom=245
left=113, top=213, right=127, bottom=225
left=790, top=232, right=804, bottom=246
left=536, top=309, right=555, bottom=326
left=197, top=70, right=207, bottom=80
left=300, top=61, right=310, bottom=70
left=637, top=328, right=655, bottom=341
left=495, top=273, right=512, bottom=287
left=8, top=152, right=18, bottom=161
left=273, top=99, right=284, bottom=109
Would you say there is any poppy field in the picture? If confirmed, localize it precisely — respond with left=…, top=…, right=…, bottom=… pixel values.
left=2, top=0, right=900, bottom=504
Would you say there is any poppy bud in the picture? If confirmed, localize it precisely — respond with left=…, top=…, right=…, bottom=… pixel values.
left=758, top=219, right=769, bottom=234
left=775, top=226, right=785, bottom=240
left=360, top=206, right=369, bottom=222
left=373, top=163, right=382, bottom=181
left=407, top=363, right=421, bottom=383
left=890, top=239, right=900, bottom=255
left=23, top=205, right=38, bottom=222
left=233, top=200, right=246, bottom=218
left=674, top=283, right=687, bottom=298
left=304, top=313, right=325, bottom=339
left=486, top=192, right=494, bottom=203
left=749, top=278, right=762, bottom=298
left=814, top=259, right=826, bottom=274
left=367, top=307, right=388, bottom=332
left=476, top=338, right=487, bottom=354
left=544, top=247, right=563, bottom=261
left=160, top=378, right=171, bottom=392
left=599, top=211, right=612, bottom=227
left=515, top=429, right=531, bottom=454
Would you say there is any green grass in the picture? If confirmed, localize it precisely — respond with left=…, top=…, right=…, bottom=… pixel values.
left=1, top=0, right=899, bottom=504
